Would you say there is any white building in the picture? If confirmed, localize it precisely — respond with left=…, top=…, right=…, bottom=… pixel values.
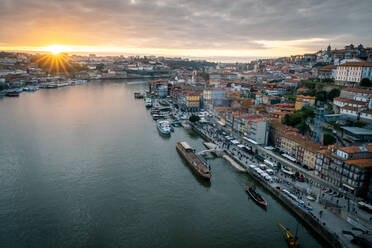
left=335, top=61, right=372, bottom=86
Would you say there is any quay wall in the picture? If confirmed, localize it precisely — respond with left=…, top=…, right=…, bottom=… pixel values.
left=247, top=168, right=342, bottom=248
left=190, top=124, right=213, bottom=142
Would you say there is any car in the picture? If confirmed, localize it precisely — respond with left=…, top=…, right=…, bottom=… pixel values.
left=297, top=176, right=305, bottom=182
left=306, top=195, right=316, bottom=201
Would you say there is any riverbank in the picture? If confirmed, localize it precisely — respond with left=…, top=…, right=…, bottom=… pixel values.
left=189, top=122, right=358, bottom=248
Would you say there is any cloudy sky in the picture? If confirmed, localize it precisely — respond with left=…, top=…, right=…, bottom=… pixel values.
left=0, top=0, right=371, bottom=59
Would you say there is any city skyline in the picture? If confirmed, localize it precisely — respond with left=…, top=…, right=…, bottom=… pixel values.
left=1, top=0, right=372, bottom=60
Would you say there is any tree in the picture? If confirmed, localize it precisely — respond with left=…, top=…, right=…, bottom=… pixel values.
left=315, top=90, right=327, bottom=102
left=323, top=133, right=336, bottom=145
left=327, top=88, right=340, bottom=101
left=189, top=115, right=200, bottom=123
left=360, top=78, right=372, bottom=87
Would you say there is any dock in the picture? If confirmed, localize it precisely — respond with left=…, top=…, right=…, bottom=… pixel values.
left=203, top=142, right=217, bottom=149
left=223, top=155, right=246, bottom=172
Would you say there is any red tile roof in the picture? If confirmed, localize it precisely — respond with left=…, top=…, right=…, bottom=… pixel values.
left=339, top=61, right=372, bottom=67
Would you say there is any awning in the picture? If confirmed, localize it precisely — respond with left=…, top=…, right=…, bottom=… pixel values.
left=243, top=137, right=258, bottom=145
left=343, top=183, right=354, bottom=191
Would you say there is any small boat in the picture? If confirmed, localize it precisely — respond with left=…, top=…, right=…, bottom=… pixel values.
left=145, top=97, right=152, bottom=108
left=246, top=184, right=267, bottom=207
left=47, top=82, right=58, bottom=88
left=153, top=114, right=166, bottom=120
left=171, top=120, right=182, bottom=127
left=23, top=86, right=39, bottom=92
left=157, top=120, right=171, bottom=135
left=279, top=224, right=300, bottom=248
left=181, top=122, right=191, bottom=130
left=134, top=92, right=144, bottom=99
left=5, top=89, right=21, bottom=97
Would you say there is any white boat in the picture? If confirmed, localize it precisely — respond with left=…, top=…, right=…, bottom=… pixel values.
left=157, top=120, right=171, bottom=135
left=145, top=98, right=152, bottom=108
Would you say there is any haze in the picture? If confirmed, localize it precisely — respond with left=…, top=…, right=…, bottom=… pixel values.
left=0, top=0, right=371, bottom=60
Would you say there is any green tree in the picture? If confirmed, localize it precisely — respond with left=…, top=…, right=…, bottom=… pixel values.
left=323, top=133, right=336, bottom=145
left=315, top=90, right=327, bottom=102
left=305, top=81, right=316, bottom=90
left=327, top=88, right=340, bottom=101
left=360, top=78, right=372, bottom=87
left=189, top=115, right=200, bottom=123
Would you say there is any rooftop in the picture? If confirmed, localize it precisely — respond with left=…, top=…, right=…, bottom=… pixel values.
left=334, top=97, right=368, bottom=106
left=341, top=126, right=372, bottom=136
left=342, top=87, right=372, bottom=94
left=338, top=61, right=372, bottom=67
left=344, top=158, right=372, bottom=169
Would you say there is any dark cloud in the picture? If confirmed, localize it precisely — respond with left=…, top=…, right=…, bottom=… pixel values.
left=0, top=0, right=371, bottom=52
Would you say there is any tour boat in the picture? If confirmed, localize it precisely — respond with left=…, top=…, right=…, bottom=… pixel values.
left=157, top=120, right=171, bottom=135
left=145, top=98, right=152, bottom=108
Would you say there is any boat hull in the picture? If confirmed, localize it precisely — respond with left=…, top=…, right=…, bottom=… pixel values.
left=246, top=185, right=267, bottom=207
left=5, top=92, right=20, bottom=97
left=157, top=127, right=171, bottom=135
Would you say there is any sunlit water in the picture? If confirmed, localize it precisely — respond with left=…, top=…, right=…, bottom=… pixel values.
left=0, top=80, right=322, bottom=247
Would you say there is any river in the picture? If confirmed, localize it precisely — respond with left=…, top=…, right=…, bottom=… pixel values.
left=0, top=80, right=323, bottom=247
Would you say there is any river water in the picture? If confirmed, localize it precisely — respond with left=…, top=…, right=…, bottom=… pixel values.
left=0, top=80, right=322, bottom=247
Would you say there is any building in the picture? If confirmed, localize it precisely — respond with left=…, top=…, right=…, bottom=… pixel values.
left=178, top=90, right=203, bottom=112
left=268, top=122, right=299, bottom=147
left=224, top=113, right=269, bottom=145
left=335, top=61, right=372, bottom=86
left=341, top=126, right=372, bottom=142
left=279, top=131, right=324, bottom=169
left=333, top=97, right=368, bottom=115
left=295, top=95, right=315, bottom=111
left=316, top=145, right=372, bottom=200
left=317, top=65, right=337, bottom=79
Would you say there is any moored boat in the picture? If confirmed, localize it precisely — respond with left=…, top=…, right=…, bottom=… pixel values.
left=5, top=89, right=21, bottom=97
left=176, top=141, right=211, bottom=180
left=134, top=92, right=144, bottom=99
left=145, top=97, right=152, bottom=108
left=153, top=114, right=166, bottom=120
left=157, top=120, right=171, bottom=135
left=23, top=86, right=39, bottom=92
left=246, top=184, right=267, bottom=207
left=279, top=224, right=300, bottom=248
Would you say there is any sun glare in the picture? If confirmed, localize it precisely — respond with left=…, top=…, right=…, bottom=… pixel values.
left=43, top=45, right=70, bottom=55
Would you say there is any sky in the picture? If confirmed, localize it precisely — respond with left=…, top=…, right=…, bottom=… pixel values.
left=0, top=0, right=371, bottom=60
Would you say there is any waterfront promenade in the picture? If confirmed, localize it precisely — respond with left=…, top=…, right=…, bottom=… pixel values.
left=191, top=122, right=372, bottom=248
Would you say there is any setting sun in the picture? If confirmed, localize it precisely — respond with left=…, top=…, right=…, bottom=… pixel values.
left=43, top=45, right=70, bottom=55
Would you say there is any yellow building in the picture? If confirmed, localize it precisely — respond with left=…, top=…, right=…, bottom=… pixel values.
left=295, top=95, right=315, bottom=111
left=280, top=131, right=324, bottom=169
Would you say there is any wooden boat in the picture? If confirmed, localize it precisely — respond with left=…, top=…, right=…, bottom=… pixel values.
left=246, top=184, right=267, bottom=207
left=279, top=224, right=300, bottom=248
